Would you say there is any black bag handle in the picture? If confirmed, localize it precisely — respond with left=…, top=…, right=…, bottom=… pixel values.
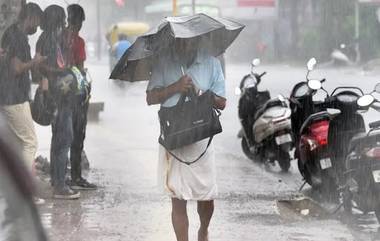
left=164, top=136, right=214, bottom=166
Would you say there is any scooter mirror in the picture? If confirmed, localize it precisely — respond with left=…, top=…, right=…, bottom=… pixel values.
left=252, top=59, right=261, bottom=67
left=357, top=95, right=375, bottom=107
left=307, top=58, right=317, bottom=71
left=308, top=79, right=322, bottom=90
left=235, top=87, right=242, bottom=96
left=375, top=83, right=380, bottom=94
left=278, top=94, right=285, bottom=102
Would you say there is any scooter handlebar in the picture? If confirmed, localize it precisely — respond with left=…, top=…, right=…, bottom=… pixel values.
left=371, top=103, right=380, bottom=112
left=369, top=120, right=380, bottom=129
left=259, top=72, right=267, bottom=78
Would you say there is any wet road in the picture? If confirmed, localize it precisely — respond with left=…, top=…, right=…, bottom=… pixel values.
left=35, top=61, right=380, bottom=241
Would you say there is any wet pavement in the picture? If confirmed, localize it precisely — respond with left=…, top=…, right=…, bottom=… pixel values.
left=34, top=61, right=380, bottom=241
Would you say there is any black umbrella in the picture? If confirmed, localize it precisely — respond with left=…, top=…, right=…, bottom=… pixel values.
left=110, top=13, right=245, bottom=82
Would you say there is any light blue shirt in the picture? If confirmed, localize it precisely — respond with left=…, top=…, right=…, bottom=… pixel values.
left=147, top=51, right=226, bottom=107
left=115, top=40, right=131, bottom=60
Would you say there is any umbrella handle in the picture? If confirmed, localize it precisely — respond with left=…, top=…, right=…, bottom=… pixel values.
left=179, top=65, right=199, bottom=104
left=181, top=65, right=201, bottom=97
left=178, top=66, right=187, bottom=107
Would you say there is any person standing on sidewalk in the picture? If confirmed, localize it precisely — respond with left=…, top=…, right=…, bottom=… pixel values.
left=0, top=2, right=45, bottom=172
left=146, top=38, right=226, bottom=241
left=35, top=5, right=80, bottom=200
left=63, top=4, right=96, bottom=190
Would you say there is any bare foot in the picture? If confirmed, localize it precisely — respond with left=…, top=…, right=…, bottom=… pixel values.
left=198, top=228, right=209, bottom=241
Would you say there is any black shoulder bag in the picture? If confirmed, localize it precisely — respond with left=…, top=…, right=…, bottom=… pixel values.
left=158, top=90, right=222, bottom=165
left=31, top=87, right=56, bottom=126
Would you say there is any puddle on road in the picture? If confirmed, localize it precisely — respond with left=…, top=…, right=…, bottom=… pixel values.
left=276, top=197, right=330, bottom=221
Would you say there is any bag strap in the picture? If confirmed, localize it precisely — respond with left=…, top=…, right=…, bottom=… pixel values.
left=164, top=136, right=214, bottom=166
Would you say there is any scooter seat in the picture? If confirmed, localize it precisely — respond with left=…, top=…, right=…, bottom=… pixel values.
left=255, top=99, right=285, bottom=121
left=349, top=131, right=380, bottom=151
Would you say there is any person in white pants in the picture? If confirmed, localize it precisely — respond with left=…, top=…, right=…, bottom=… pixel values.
left=0, top=3, right=45, bottom=175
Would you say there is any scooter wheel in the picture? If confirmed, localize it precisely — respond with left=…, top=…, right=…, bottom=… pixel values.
left=241, top=138, right=256, bottom=161
left=342, top=189, right=353, bottom=215
left=297, top=159, right=305, bottom=177
left=375, top=204, right=380, bottom=223
left=298, top=159, right=313, bottom=186
left=278, top=152, right=291, bottom=172
left=375, top=206, right=380, bottom=223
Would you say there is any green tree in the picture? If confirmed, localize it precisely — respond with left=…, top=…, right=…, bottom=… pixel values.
left=359, top=5, right=380, bottom=62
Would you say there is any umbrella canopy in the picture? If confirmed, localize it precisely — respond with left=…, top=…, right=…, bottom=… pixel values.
left=110, top=13, right=245, bottom=82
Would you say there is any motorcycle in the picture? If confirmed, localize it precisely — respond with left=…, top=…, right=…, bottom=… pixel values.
left=342, top=84, right=380, bottom=222
left=289, top=58, right=333, bottom=190
left=237, top=59, right=293, bottom=172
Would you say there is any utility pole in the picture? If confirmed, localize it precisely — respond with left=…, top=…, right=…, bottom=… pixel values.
left=289, top=0, right=299, bottom=58
left=192, top=0, right=196, bottom=14
left=354, top=1, right=361, bottom=63
left=96, top=0, right=101, bottom=60
left=173, top=0, right=177, bottom=16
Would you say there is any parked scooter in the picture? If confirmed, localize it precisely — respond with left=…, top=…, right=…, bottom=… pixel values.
left=304, top=77, right=367, bottom=200
left=252, top=94, right=294, bottom=171
left=237, top=59, right=294, bottom=171
left=321, top=42, right=358, bottom=67
left=342, top=84, right=380, bottom=222
left=237, top=59, right=270, bottom=160
left=290, top=58, right=321, bottom=142
left=289, top=58, right=333, bottom=190
left=331, top=43, right=355, bottom=66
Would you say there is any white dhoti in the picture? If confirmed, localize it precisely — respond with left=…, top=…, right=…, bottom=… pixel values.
left=157, top=139, right=218, bottom=201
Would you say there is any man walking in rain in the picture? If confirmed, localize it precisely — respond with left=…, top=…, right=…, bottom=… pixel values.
left=111, top=14, right=242, bottom=240
left=0, top=3, right=45, bottom=174
left=146, top=37, right=226, bottom=241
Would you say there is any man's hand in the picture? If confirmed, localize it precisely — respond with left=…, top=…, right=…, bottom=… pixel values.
left=146, top=75, right=194, bottom=106
left=32, top=53, right=47, bottom=67
left=174, top=75, right=194, bottom=94
left=214, top=95, right=226, bottom=110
